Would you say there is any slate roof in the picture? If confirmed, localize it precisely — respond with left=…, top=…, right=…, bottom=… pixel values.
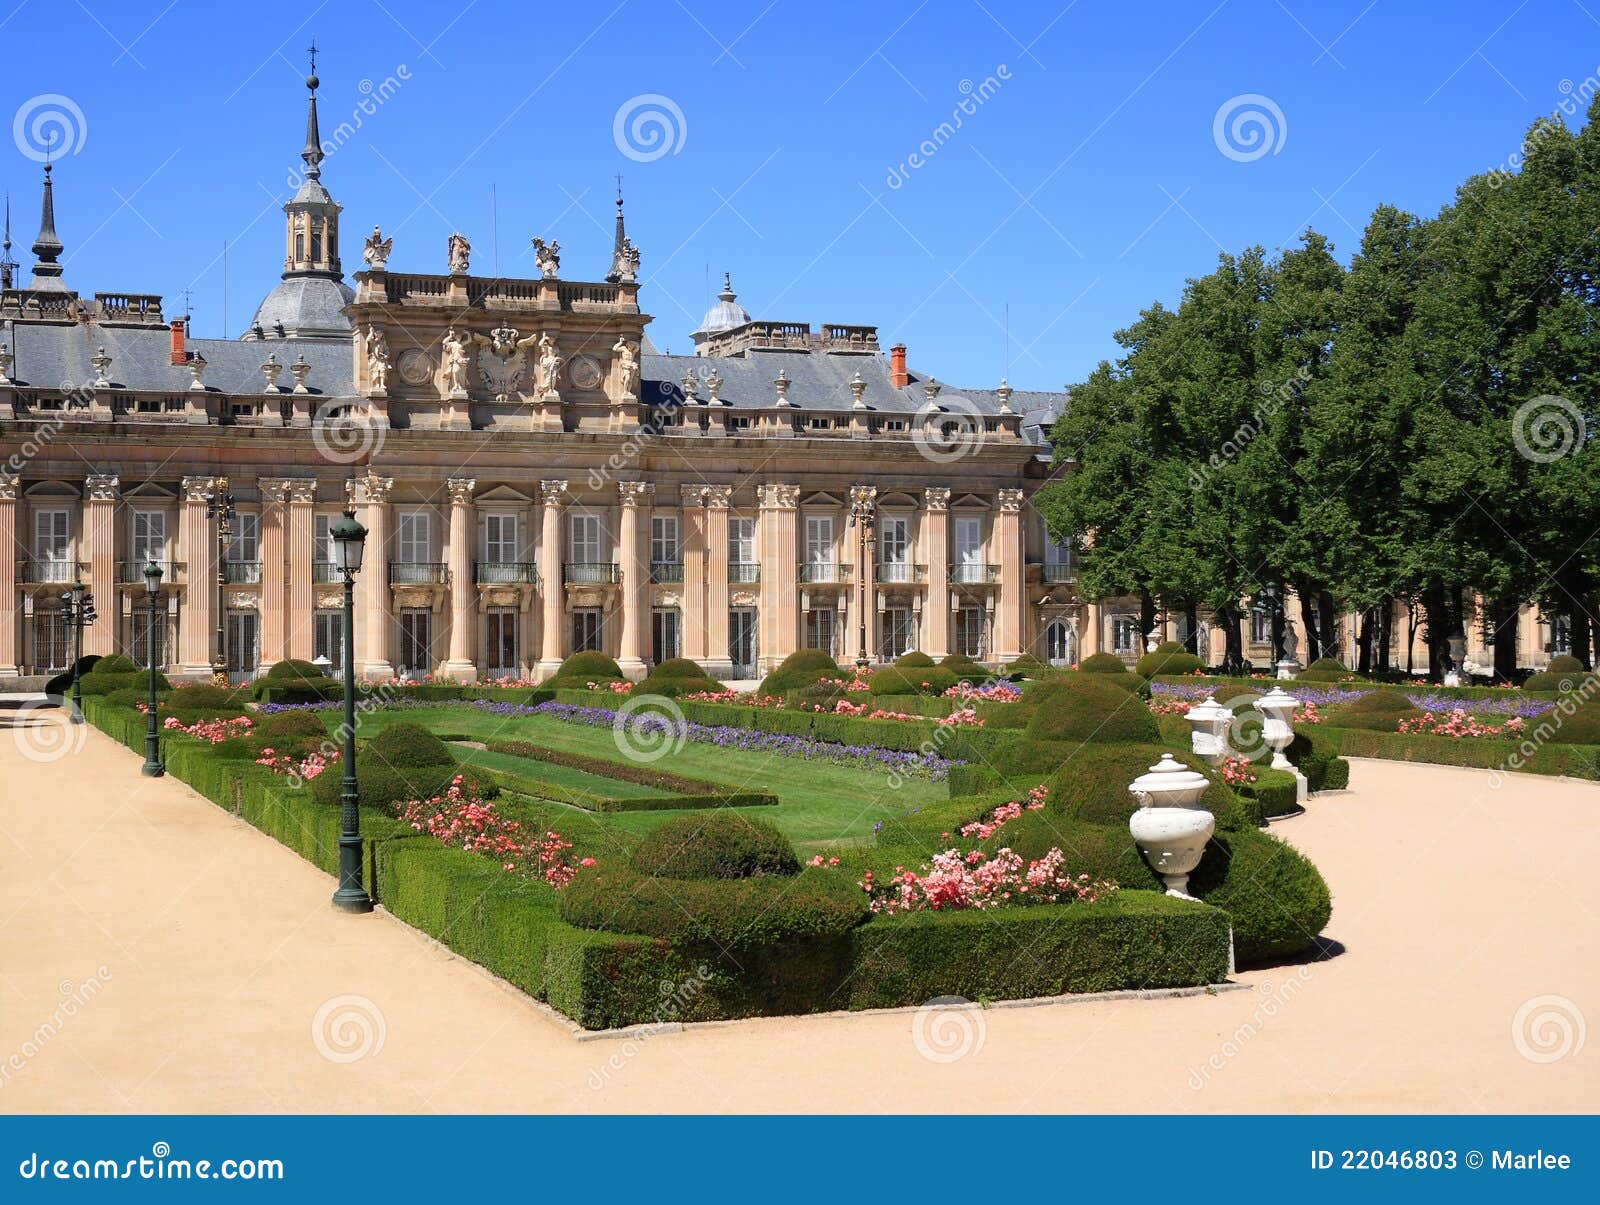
left=244, top=275, right=355, bottom=341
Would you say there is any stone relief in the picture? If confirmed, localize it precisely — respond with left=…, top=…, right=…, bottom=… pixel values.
left=471, top=324, right=538, bottom=401
left=440, top=328, right=473, bottom=397
left=363, top=324, right=392, bottom=393
left=567, top=353, right=602, bottom=391
left=396, top=347, right=432, bottom=385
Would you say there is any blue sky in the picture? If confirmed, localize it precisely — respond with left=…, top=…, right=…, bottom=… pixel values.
left=3, top=0, right=1592, bottom=390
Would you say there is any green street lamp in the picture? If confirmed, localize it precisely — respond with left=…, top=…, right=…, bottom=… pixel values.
left=66, top=581, right=96, bottom=721
left=330, top=506, right=373, bottom=913
left=141, top=562, right=165, bottom=777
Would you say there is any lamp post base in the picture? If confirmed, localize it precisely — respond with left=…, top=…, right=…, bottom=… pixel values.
left=141, top=762, right=165, bottom=778
left=331, top=889, right=374, bottom=913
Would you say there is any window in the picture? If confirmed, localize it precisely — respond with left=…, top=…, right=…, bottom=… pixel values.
left=729, top=517, right=755, bottom=567
left=1249, top=606, right=1271, bottom=646
left=954, top=517, right=982, bottom=565
left=808, top=418, right=830, bottom=430
left=652, top=608, right=681, bottom=663
left=804, top=607, right=836, bottom=653
left=484, top=514, right=518, bottom=563
left=129, top=604, right=166, bottom=670
left=131, top=510, right=167, bottom=565
left=486, top=608, right=518, bottom=676
left=1046, top=536, right=1072, bottom=568
left=313, top=611, right=344, bottom=671
left=34, top=509, right=70, bottom=578
left=571, top=608, right=602, bottom=653
left=228, top=513, right=259, bottom=562
left=226, top=612, right=259, bottom=674
left=1551, top=615, right=1573, bottom=656
left=310, top=216, right=323, bottom=262
left=885, top=419, right=907, bottom=432
left=1112, top=615, right=1140, bottom=656
left=32, top=611, right=71, bottom=672
left=399, top=610, right=432, bottom=672
left=879, top=516, right=909, bottom=566
left=804, top=516, right=833, bottom=567
left=650, top=516, right=679, bottom=565
left=956, top=607, right=987, bottom=658
left=397, top=513, right=431, bottom=564
left=881, top=607, right=914, bottom=659
left=314, top=514, right=337, bottom=564
left=569, top=514, right=602, bottom=564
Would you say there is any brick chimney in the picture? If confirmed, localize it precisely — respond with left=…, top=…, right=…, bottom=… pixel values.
left=168, top=318, right=187, bottom=365
left=889, top=343, right=908, bottom=389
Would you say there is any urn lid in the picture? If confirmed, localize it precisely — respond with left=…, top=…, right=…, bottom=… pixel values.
left=1127, top=753, right=1210, bottom=807
left=1257, top=686, right=1300, bottom=712
left=1184, top=695, right=1230, bottom=724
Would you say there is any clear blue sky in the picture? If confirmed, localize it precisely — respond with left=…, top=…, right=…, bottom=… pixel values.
left=3, top=0, right=1591, bottom=390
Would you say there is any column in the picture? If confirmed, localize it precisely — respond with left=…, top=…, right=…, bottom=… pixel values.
left=442, top=477, right=477, bottom=682
left=286, top=480, right=317, bottom=660
left=536, top=480, right=567, bottom=676
left=257, top=479, right=290, bottom=670
left=178, top=476, right=218, bottom=674
left=679, top=486, right=709, bottom=663
left=994, top=489, right=1025, bottom=661
left=757, top=484, right=799, bottom=673
left=0, top=479, right=16, bottom=675
left=616, top=482, right=651, bottom=677
left=922, top=488, right=950, bottom=657
left=83, top=474, right=119, bottom=656
left=358, top=473, right=395, bottom=680
left=703, top=486, right=733, bottom=676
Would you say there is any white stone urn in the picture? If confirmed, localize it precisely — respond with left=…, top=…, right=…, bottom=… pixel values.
left=1254, top=687, right=1299, bottom=771
left=1127, top=754, right=1215, bottom=900
left=1184, top=695, right=1232, bottom=765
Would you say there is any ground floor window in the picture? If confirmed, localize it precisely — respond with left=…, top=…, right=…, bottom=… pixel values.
left=880, top=607, right=914, bottom=660
left=1044, top=618, right=1075, bottom=666
left=572, top=608, right=602, bottom=654
left=729, top=608, right=758, bottom=679
left=1551, top=614, right=1572, bottom=656
left=129, top=606, right=167, bottom=670
left=399, top=610, right=432, bottom=673
left=486, top=608, right=518, bottom=676
left=955, top=607, right=987, bottom=659
left=314, top=611, right=344, bottom=672
left=804, top=607, right=836, bottom=654
left=651, top=608, right=681, bottom=664
left=1111, top=614, right=1140, bottom=656
left=1249, top=606, right=1271, bottom=646
left=32, top=610, right=71, bottom=672
left=226, top=612, right=259, bottom=675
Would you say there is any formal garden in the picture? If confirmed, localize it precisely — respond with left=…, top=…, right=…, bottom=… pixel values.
left=68, top=641, right=1600, bottom=1030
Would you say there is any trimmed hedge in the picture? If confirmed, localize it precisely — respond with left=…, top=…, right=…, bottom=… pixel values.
left=1315, top=726, right=1600, bottom=779
left=489, top=768, right=777, bottom=813
left=651, top=657, right=713, bottom=679
left=868, top=666, right=959, bottom=696
left=1336, top=691, right=1423, bottom=731
left=895, top=651, right=936, bottom=668
left=1024, top=675, right=1160, bottom=744
left=1239, top=766, right=1301, bottom=818
left=485, top=738, right=729, bottom=795
left=758, top=649, right=845, bottom=695
left=1136, top=647, right=1204, bottom=678
left=630, top=812, right=799, bottom=879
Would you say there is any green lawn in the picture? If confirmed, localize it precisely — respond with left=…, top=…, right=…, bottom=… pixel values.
left=328, top=705, right=949, bottom=848
left=448, top=744, right=665, bottom=799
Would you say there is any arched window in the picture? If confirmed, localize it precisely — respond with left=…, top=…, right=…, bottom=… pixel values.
left=310, top=216, right=323, bottom=262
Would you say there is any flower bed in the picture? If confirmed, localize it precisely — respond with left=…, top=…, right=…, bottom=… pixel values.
left=1397, top=709, right=1528, bottom=738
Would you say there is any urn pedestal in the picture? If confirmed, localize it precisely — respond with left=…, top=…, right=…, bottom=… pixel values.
left=1127, top=754, right=1215, bottom=900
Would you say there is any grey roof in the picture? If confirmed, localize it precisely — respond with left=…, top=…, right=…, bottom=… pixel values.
left=244, top=274, right=354, bottom=341
left=691, top=275, right=752, bottom=338
left=1, top=320, right=353, bottom=396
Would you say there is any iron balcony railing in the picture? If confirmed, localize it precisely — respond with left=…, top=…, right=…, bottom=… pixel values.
left=728, top=562, right=760, bottom=584
left=18, top=559, right=83, bottom=584
left=949, top=563, right=1000, bottom=585
left=650, top=561, right=684, bottom=584
left=564, top=562, right=621, bottom=585
left=118, top=560, right=185, bottom=584
left=389, top=561, right=449, bottom=585
left=798, top=562, right=852, bottom=584
left=1040, top=560, right=1076, bottom=583
left=312, top=561, right=341, bottom=583
left=875, top=562, right=927, bottom=584
left=224, top=561, right=262, bottom=584
left=476, top=561, right=539, bottom=585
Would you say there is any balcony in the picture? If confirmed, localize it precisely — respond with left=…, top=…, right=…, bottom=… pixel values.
left=118, top=560, right=185, bottom=584
left=798, top=562, right=852, bottom=585
left=650, top=561, right=684, bottom=584
left=389, top=561, right=449, bottom=585
left=949, top=563, right=999, bottom=585
left=18, top=559, right=83, bottom=584
left=1041, top=560, right=1076, bottom=583
left=476, top=561, right=539, bottom=586
left=224, top=561, right=262, bottom=584
left=565, top=562, right=621, bottom=585
left=876, top=562, right=927, bottom=585
left=312, top=562, right=341, bottom=583
left=729, top=562, right=760, bottom=584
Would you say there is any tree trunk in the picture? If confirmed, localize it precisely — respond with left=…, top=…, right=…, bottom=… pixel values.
left=1218, top=603, right=1245, bottom=673
left=1319, top=592, right=1340, bottom=662
left=1404, top=600, right=1416, bottom=676
left=1139, top=592, right=1157, bottom=645
left=1377, top=599, right=1392, bottom=674
left=1357, top=609, right=1374, bottom=676
left=1491, top=596, right=1519, bottom=683
left=1183, top=602, right=1199, bottom=655
left=1298, top=591, right=1321, bottom=664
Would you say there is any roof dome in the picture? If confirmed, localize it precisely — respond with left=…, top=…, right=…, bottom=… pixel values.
left=244, top=275, right=354, bottom=341
left=692, top=272, right=752, bottom=338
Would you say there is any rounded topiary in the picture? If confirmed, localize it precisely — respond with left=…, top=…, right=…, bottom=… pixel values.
left=311, top=759, right=498, bottom=811
left=1211, top=681, right=1261, bottom=703
left=1525, top=664, right=1595, bottom=694
left=651, top=657, right=712, bottom=680
left=1135, top=647, right=1204, bottom=678
left=1194, top=826, right=1331, bottom=965
left=1004, top=653, right=1047, bottom=678
left=1079, top=651, right=1131, bottom=674
left=868, top=665, right=958, bottom=696
left=1336, top=690, right=1421, bottom=730
left=895, top=650, right=936, bottom=669
left=1547, top=654, right=1584, bottom=673
left=554, top=650, right=624, bottom=680
left=630, top=812, right=800, bottom=880
left=939, top=653, right=989, bottom=682
left=1023, top=675, right=1160, bottom=744
left=758, top=649, right=844, bottom=695
left=250, top=710, right=331, bottom=757
left=265, top=658, right=327, bottom=682
left=364, top=722, right=454, bottom=768
left=94, top=654, right=137, bottom=675
left=1295, top=656, right=1360, bottom=683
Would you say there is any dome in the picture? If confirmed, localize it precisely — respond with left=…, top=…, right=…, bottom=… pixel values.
left=692, top=272, right=752, bottom=338
left=243, top=275, right=354, bottom=341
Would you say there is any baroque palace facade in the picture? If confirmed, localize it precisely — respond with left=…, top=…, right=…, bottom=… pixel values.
left=0, top=66, right=1095, bottom=683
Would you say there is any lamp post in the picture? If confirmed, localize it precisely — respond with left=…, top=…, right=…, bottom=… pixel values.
left=206, top=479, right=236, bottom=680
left=848, top=485, right=876, bottom=670
left=65, top=581, right=97, bottom=720
left=141, top=562, right=165, bottom=777
left=330, top=506, right=373, bottom=913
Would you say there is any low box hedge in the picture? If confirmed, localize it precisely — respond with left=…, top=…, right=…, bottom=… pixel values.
left=1315, top=726, right=1600, bottom=779
left=488, top=767, right=776, bottom=813
left=1238, top=766, right=1301, bottom=819
left=484, top=737, right=728, bottom=795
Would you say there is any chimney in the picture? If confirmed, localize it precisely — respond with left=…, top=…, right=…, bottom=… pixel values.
left=169, top=318, right=186, bottom=365
left=890, top=343, right=908, bottom=389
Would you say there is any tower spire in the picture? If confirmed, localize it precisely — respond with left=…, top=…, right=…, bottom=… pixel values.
left=29, top=149, right=67, bottom=293
left=605, top=176, right=640, bottom=284
left=1, top=192, right=15, bottom=290
left=302, top=40, right=323, bottom=182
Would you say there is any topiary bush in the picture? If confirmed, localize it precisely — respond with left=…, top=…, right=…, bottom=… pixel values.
left=309, top=724, right=498, bottom=811
left=939, top=653, right=990, bottom=683
left=630, top=812, right=800, bottom=880
left=1079, top=651, right=1132, bottom=674
left=1023, top=675, right=1160, bottom=744
left=265, top=658, right=327, bottom=682
left=634, top=658, right=716, bottom=698
left=363, top=722, right=454, bottom=768
left=651, top=657, right=712, bottom=680
left=93, top=654, right=137, bottom=674
left=868, top=666, right=959, bottom=696
left=1296, top=656, right=1361, bottom=683
left=249, top=710, right=333, bottom=759
left=1525, top=665, right=1595, bottom=694
left=161, top=683, right=248, bottom=720
left=544, top=650, right=626, bottom=688
left=1004, top=653, right=1048, bottom=678
left=895, top=651, right=936, bottom=669
left=758, top=649, right=844, bottom=695
left=1547, top=654, right=1584, bottom=673
left=1195, top=826, right=1331, bottom=964
left=1334, top=690, right=1421, bottom=731
left=1135, top=647, right=1204, bottom=678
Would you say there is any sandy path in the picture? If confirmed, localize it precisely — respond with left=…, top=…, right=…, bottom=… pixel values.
left=1, top=714, right=1594, bottom=1113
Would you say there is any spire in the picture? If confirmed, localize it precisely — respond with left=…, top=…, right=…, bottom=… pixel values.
left=301, top=40, right=323, bottom=182
left=719, top=272, right=735, bottom=303
left=611, top=180, right=626, bottom=257
left=605, top=177, right=640, bottom=284
left=29, top=157, right=67, bottom=292
left=1, top=193, right=15, bottom=290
